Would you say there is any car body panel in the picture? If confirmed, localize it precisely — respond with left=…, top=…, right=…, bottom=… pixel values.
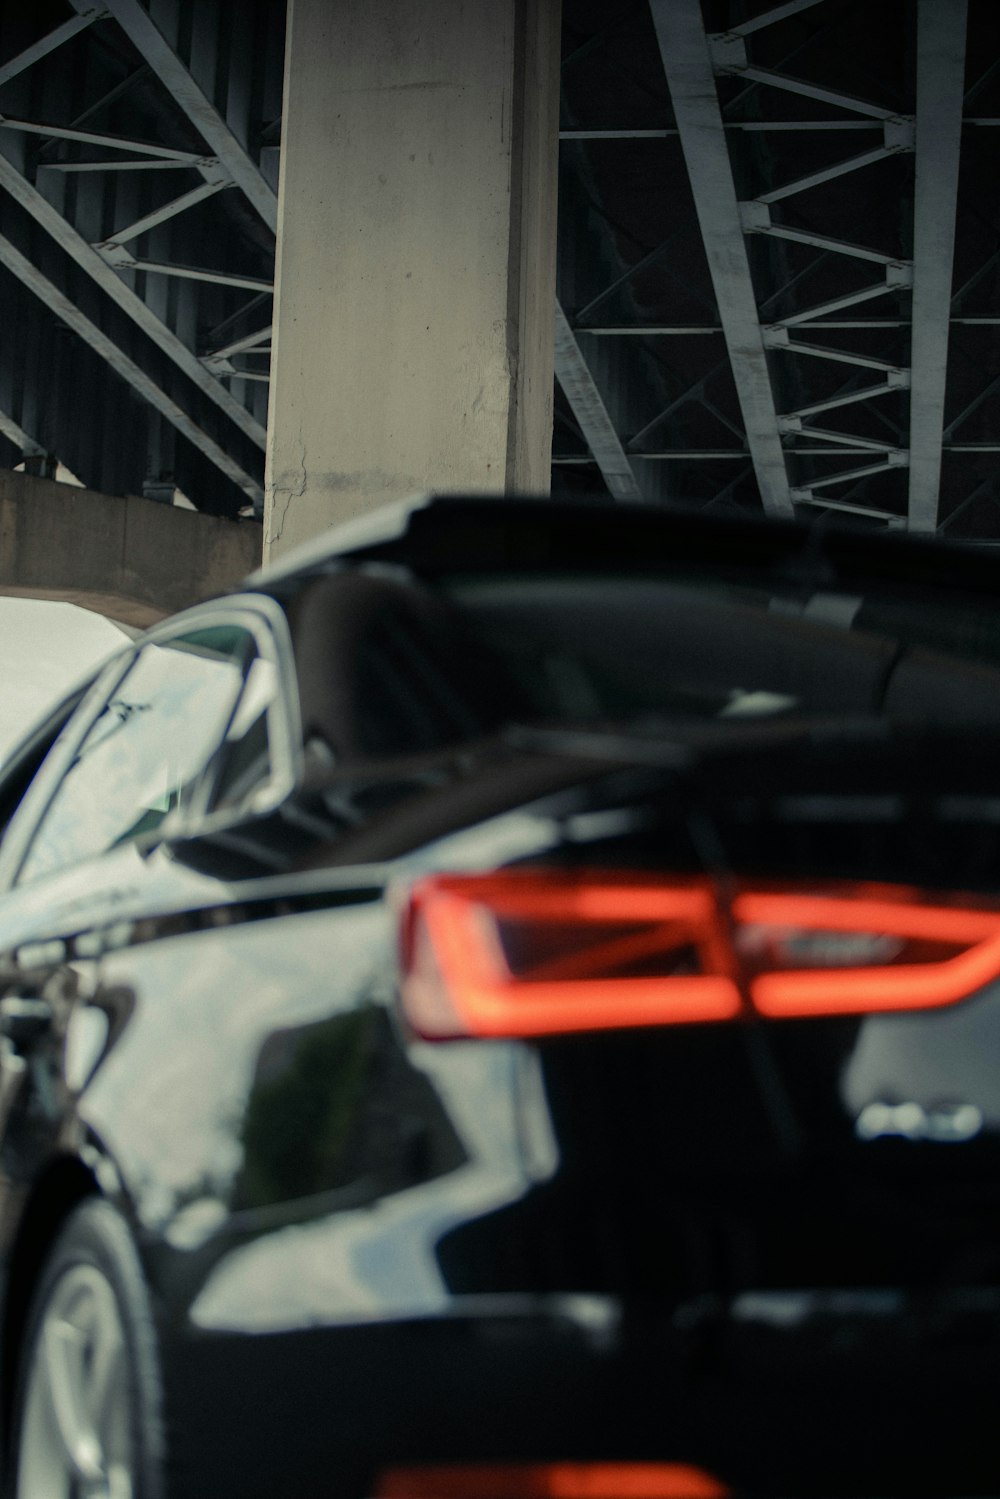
left=0, top=498, right=998, bottom=1495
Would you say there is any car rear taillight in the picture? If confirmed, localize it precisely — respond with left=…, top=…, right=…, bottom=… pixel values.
left=401, top=873, right=742, bottom=1039
left=737, top=889, right=1000, bottom=1017
left=376, top=1462, right=731, bottom=1499
left=400, top=872, right=1000, bottom=1038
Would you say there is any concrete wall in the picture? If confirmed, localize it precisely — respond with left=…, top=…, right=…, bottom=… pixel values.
left=264, top=0, right=561, bottom=557
left=0, top=469, right=262, bottom=628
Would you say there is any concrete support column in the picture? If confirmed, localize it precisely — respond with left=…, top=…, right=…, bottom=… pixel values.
left=264, top=0, right=561, bottom=557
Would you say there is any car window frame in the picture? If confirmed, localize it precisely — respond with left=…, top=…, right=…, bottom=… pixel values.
left=0, top=594, right=301, bottom=894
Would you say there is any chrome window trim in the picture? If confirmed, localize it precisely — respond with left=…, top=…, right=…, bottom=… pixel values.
left=0, top=648, right=137, bottom=891
left=0, top=593, right=302, bottom=891
left=156, top=593, right=303, bottom=840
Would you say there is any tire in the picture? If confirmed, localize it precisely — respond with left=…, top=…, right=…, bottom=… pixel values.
left=9, top=1198, right=165, bottom=1499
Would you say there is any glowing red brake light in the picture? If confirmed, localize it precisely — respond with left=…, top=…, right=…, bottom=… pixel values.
left=399, top=871, right=1000, bottom=1039
left=401, top=873, right=742, bottom=1039
left=737, top=890, right=1000, bottom=1017
left=376, top=1462, right=731, bottom=1499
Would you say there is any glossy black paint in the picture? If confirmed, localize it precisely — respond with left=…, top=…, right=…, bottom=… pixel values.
left=0, top=498, right=997, bottom=1496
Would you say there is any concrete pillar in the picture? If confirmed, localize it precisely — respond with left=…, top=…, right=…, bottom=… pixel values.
left=264, top=0, right=561, bottom=557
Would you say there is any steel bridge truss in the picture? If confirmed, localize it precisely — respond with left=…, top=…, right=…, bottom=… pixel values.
left=4, top=1, right=1000, bottom=540
left=556, top=0, right=1000, bottom=537
left=0, top=0, right=281, bottom=514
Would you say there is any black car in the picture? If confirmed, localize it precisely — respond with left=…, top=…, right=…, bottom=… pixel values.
left=0, top=493, right=998, bottom=1499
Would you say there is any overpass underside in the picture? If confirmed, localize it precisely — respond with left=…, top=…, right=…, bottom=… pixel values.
left=0, top=0, right=998, bottom=591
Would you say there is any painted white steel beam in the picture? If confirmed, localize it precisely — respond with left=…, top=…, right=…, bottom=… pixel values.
left=757, top=143, right=900, bottom=203
left=0, top=117, right=208, bottom=163
left=101, top=253, right=273, bottom=294
left=578, top=325, right=722, bottom=336
left=43, top=159, right=202, bottom=173
left=0, top=407, right=42, bottom=457
left=740, top=203, right=908, bottom=265
left=0, top=152, right=267, bottom=450
left=554, top=303, right=642, bottom=500
left=709, top=36, right=899, bottom=121
left=100, top=180, right=229, bottom=247
left=562, top=122, right=899, bottom=137
left=650, top=0, right=793, bottom=517
left=210, top=326, right=274, bottom=361
left=772, top=271, right=911, bottom=328
left=764, top=333, right=906, bottom=375
left=784, top=376, right=909, bottom=422
left=69, top=0, right=278, bottom=234
left=631, top=450, right=747, bottom=461
left=0, top=233, right=263, bottom=506
left=794, top=495, right=905, bottom=524
left=0, top=10, right=104, bottom=90
left=718, top=0, right=826, bottom=39
left=907, top=0, right=968, bottom=532
left=796, top=456, right=907, bottom=493
left=784, top=428, right=896, bottom=452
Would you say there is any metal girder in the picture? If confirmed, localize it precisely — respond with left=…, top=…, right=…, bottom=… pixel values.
left=786, top=377, right=909, bottom=422
left=628, top=356, right=734, bottom=450
left=43, top=158, right=200, bottom=173
left=907, top=0, right=968, bottom=532
left=773, top=272, right=911, bottom=327
left=741, top=205, right=908, bottom=265
left=0, top=151, right=267, bottom=451
left=952, top=247, right=1000, bottom=309
left=560, top=129, right=675, bottom=139
left=69, top=0, right=278, bottom=234
left=99, top=180, right=229, bottom=247
left=0, top=9, right=103, bottom=90
left=785, top=428, right=896, bottom=452
left=0, top=232, right=263, bottom=505
left=632, top=450, right=746, bottom=460
left=0, top=117, right=208, bottom=163
left=765, top=333, right=905, bottom=375
left=710, top=38, right=899, bottom=121
left=757, top=143, right=900, bottom=203
left=102, top=254, right=273, bottom=294
left=795, top=456, right=907, bottom=494
left=649, top=0, right=793, bottom=517
left=718, top=0, right=826, bottom=38
left=563, top=121, right=901, bottom=137
left=940, top=473, right=999, bottom=532
left=578, top=325, right=722, bottom=335
left=0, top=406, right=42, bottom=458
left=794, top=494, right=905, bottom=523
left=944, top=371, right=1000, bottom=440
left=210, top=325, right=273, bottom=361
left=574, top=239, right=678, bottom=323
left=554, top=302, right=642, bottom=500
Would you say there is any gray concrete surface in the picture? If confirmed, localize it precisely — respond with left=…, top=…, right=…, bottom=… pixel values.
left=264, top=0, right=561, bottom=557
left=0, top=469, right=262, bottom=627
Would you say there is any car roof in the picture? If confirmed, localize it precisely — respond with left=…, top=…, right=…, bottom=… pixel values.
left=244, top=491, right=1000, bottom=605
left=244, top=492, right=437, bottom=590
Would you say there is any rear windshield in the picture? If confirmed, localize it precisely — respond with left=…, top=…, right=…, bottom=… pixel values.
left=446, top=572, right=1000, bottom=728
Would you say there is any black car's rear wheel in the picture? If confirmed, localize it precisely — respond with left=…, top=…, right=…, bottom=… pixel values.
left=10, top=1199, right=165, bottom=1499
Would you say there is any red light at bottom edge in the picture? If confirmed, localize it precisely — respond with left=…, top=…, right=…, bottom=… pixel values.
left=376, top=1462, right=731, bottom=1499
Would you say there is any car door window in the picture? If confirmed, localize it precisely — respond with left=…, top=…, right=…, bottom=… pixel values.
left=16, top=625, right=259, bottom=886
left=211, top=654, right=278, bottom=810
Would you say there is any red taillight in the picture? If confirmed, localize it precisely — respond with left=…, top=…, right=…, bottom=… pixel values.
left=400, top=871, right=1000, bottom=1038
left=376, top=1462, right=731, bottom=1499
left=401, top=873, right=742, bottom=1039
left=738, top=890, right=1000, bottom=1017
